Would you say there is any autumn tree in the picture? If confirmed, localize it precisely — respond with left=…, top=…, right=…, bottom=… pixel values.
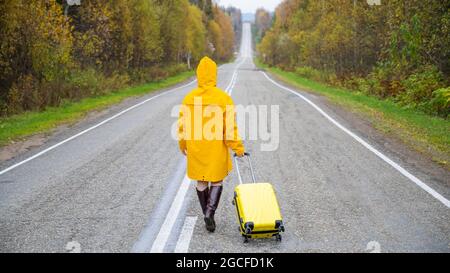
left=71, top=1, right=114, bottom=71
left=209, top=5, right=235, bottom=61
left=183, top=4, right=206, bottom=69
left=254, top=8, right=271, bottom=42
left=157, top=0, right=188, bottom=63
left=0, top=0, right=73, bottom=113
left=130, top=0, right=162, bottom=68
left=257, top=0, right=449, bottom=116
left=108, top=0, right=133, bottom=73
left=0, top=0, right=239, bottom=116
left=226, top=6, right=242, bottom=47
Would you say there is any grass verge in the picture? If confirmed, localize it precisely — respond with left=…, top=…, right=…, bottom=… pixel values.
left=0, top=70, right=194, bottom=147
left=255, top=59, right=450, bottom=168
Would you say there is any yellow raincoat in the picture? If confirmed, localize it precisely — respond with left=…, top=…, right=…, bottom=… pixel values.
left=178, top=57, right=244, bottom=182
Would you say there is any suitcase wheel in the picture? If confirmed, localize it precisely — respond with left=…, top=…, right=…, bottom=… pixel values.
left=243, top=236, right=249, bottom=243
left=275, top=234, right=282, bottom=242
left=231, top=199, right=235, bottom=205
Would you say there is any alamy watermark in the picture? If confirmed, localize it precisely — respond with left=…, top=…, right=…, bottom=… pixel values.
left=171, top=97, right=280, bottom=152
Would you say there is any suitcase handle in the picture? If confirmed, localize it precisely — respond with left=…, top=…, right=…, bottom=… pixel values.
left=233, top=152, right=256, bottom=184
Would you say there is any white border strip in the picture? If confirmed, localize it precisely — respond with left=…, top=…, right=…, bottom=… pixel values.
left=261, top=71, right=450, bottom=208
left=226, top=58, right=246, bottom=94
left=150, top=175, right=191, bottom=253
left=174, top=216, right=198, bottom=253
left=0, top=80, right=196, bottom=176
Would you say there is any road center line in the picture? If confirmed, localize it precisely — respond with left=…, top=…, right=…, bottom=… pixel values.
left=130, top=158, right=187, bottom=253
left=174, top=216, right=198, bottom=253
left=228, top=70, right=239, bottom=95
left=261, top=71, right=450, bottom=208
left=150, top=174, right=192, bottom=253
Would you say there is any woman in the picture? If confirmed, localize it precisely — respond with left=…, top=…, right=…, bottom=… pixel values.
left=178, top=56, right=245, bottom=232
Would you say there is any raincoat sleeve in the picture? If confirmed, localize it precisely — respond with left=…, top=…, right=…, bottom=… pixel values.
left=224, top=97, right=245, bottom=156
left=178, top=104, right=187, bottom=153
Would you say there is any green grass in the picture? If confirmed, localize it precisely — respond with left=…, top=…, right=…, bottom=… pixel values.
left=0, top=70, right=194, bottom=146
left=255, top=59, right=450, bottom=168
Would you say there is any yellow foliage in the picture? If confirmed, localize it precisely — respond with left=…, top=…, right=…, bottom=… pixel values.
left=0, top=0, right=238, bottom=116
left=184, top=4, right=206, bottom=63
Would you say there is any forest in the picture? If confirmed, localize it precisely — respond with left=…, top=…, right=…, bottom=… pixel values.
left=0, top=0, right=240, bottom=116
left=256, top=0, right=449, bottom=117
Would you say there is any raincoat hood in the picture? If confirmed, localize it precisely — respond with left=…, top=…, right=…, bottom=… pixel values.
left=196, top=56, right=217, bottom=89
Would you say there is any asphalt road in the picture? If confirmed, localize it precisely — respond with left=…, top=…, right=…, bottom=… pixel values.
left=0, top=23, right=449, bottom=253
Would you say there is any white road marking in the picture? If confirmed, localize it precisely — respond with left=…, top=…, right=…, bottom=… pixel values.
left=174, top=216, right=198, bottom=253
left=131, top=158, right=188, bottom=253
left=0, top=80, right=197, bottom=176
left=225, top=71, right=237, bottom=93
left=226, top=58, right=246, bottom=94
left=65, top=240, right=81, bottom=253
left=228, top=72, right=239, bottom=95
left=366, top=241, right=381, bottom=253
left=262, top=71, right=450, bottom=208
left=150, top=174, right=192, bottom=253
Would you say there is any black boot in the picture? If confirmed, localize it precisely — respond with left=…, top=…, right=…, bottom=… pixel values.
left=204, top=185, right=223, bottom=232
left=196, top=187, right=209, bottom=216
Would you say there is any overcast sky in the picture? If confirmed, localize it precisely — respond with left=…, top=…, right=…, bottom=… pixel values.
left=216, top=0, right=282, bottom=13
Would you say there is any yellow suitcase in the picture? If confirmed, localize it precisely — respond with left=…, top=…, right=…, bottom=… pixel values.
left=232, top=153, right=285, bottom=243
